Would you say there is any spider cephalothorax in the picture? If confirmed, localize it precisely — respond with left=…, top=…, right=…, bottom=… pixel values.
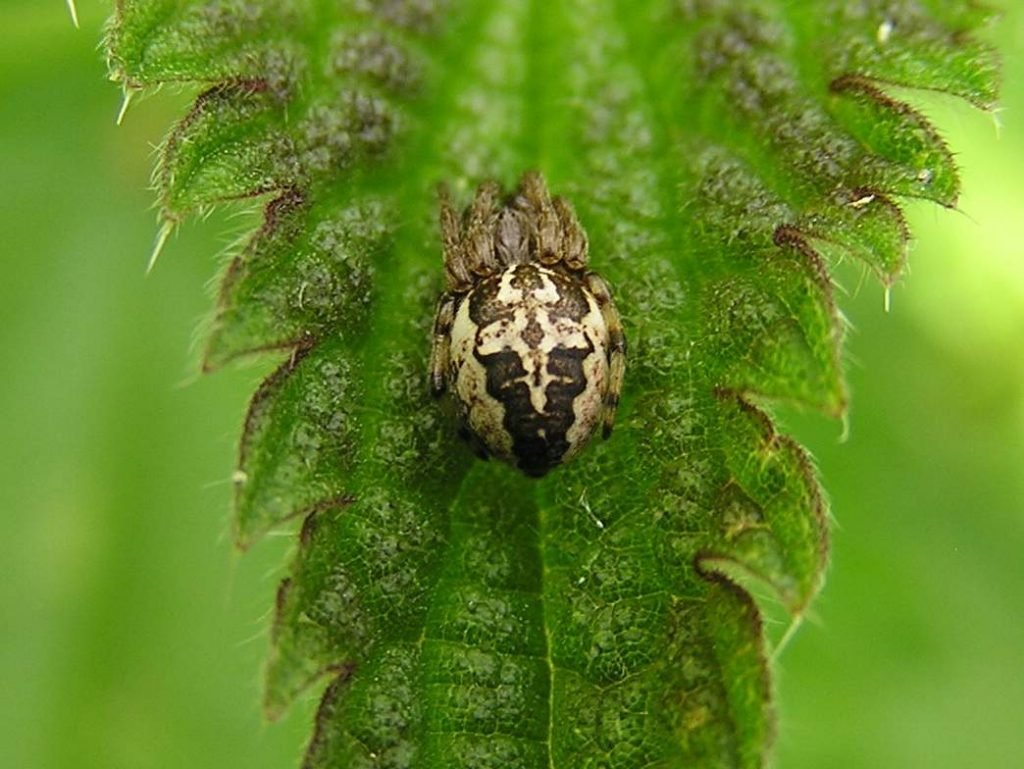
left=430, top=172, right=625, bottom=477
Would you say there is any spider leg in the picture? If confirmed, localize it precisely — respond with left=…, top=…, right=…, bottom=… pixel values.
left=586, top=272, right=626, bottom=437
left=518, top=171, right=562, bottom=266
left=430, top=292, right=458, bottom=397
left=463, top=180, right=502, bottom=278
left=439, top=184, right=472, bottom=292
left=554, top=196, right=588, bottom=271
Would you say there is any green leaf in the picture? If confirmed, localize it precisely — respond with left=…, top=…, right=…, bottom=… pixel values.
left=106, top=0, right=999, bottom=766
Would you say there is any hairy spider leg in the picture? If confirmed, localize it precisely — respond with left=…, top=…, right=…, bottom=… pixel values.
left=586, top=272, right=626, bottom=437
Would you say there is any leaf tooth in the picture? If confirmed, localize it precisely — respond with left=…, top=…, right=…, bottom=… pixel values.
left=702, top=239, right=847, bottom=417
left=828, top=74, right=961, bottom=207
left=693, top=575, right=774, bottom=767
left=300, top=662, right=356, bottom=765
left=204, top=187, right=308, bottom=365
left=109, top=1, right=308, bottom=85
left=203, top=191, right=386, bottom=371
left=299, top=644, right=421, bottom=767
left=694, top=390, right=829, bottom=613
left=232, top=340, right=314, bottom=546
left=232, top=338, right=363, bottom=549
left=264, top=576, right=355, bottom=723
left=267, top=482, right=449, bottom=716
left=157, top=79, right=294, bottom=219
left=823, top=0, right=1000, bottom=110
left=794, top=190, right=911, bottom=287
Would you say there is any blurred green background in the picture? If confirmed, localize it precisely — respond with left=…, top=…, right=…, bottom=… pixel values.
left=1, top=3, right=1021, bottom=768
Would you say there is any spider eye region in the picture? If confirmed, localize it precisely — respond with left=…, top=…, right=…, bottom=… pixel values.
left=450, top=264, right=609, bottom=476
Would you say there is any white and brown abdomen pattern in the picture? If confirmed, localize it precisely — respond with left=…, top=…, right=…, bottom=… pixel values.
left=448, top=263, right=609, bottom=476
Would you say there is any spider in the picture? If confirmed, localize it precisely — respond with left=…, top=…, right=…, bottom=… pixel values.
left=430, top=172, right=625, bottom=477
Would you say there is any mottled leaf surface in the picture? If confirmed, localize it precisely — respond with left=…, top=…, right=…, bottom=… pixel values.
left=106, top=0, right=999, bottom=766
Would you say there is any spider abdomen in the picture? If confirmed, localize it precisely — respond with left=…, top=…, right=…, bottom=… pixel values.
left=449, top=263, right=609, bottom=476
